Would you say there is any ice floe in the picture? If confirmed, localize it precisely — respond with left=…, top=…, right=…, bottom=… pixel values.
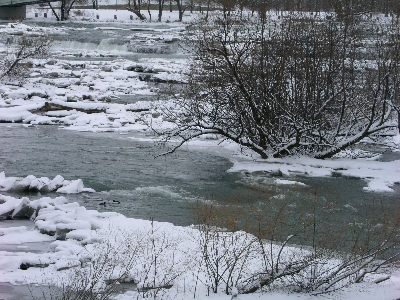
left=0, top=172, right=95, bottom=194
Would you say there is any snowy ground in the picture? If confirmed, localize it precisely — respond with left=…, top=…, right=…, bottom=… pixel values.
left=0, top=9, right=399, bottom=300
left=0, top=182, right=399, bottom=300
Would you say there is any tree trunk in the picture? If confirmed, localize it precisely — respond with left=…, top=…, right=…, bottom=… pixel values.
left=48, top=2, right=60, bottom=21
left=205, top=0, right=210, bottom=20
left=175, top=0, right=185, bottom=21
left=60, top=0, right=65, bottom=21
left=65, top=0, right=76, bottom=20
left=158, top=0, right=164, bottom=22
left=147, top=0, right=151, bottom=20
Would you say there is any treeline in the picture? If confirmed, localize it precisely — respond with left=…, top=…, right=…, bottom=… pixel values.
left=126, top=0, right=400, bottom=23
left=194, top=0, right=400, bottom=16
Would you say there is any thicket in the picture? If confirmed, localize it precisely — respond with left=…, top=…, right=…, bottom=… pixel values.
left=157, top=11, right=400, bottom=159
left=0, top=36, right=50, bottom=85
left=32, top=198, right=399, bottom=299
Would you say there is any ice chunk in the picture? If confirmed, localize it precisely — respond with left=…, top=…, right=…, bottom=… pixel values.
left=57, top=179, right=95, bottom=194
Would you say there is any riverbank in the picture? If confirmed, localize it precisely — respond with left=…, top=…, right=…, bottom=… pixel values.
left=0, top=20, right=399, bottom=193
left=0, top=12, right=399, bottom=300
left=0, top=185, right=399, bottom=300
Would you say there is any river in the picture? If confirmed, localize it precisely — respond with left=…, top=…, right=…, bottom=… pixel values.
left=0, top=19, right=399, bottom=244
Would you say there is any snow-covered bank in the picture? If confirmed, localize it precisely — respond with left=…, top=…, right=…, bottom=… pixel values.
left=226, top=153, right=400, bottom=193
left=0, top=192, right=399, bottom=300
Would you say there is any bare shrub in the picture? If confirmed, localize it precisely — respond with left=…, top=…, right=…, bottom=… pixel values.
left=194, top=222, right=258, bottom=295
left=192, top=194, right=400, bottom=295
left=131, top=219, right=189, bottom=298
left=30, top=234, right=141, bottom=300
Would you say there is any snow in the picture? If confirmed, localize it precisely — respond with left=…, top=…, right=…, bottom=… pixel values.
left=275, top=179, right=306, bottom=186
left=0, top=191, right=398, bottom=300
left=0, top=226, right=54, bottom=244
left=0, top=9, right=399, bottom=300
left=0, top=172, right=95, bottom=194
left=0, top=195, right=29, bottom=217
left=227, top=155, right=400, bottom=193
left=0, top=105, right=38, bottom=123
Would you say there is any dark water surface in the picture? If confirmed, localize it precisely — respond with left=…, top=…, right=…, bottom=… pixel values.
left=1, top=124, right=399, bottom=229
left=0, top=124, right=245, bottom=225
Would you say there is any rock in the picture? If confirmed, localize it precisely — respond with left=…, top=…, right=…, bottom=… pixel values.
left=29, top=92, right=48, bottom=99
left=56, top=82, right=70, bottom=88
left=72, top=63, right=85, bottom=69
left=164, top=37, right=180, bottom=44
left=0, top=196, right=33, bottom=219
left=15, top=175, right=36, bottom=191
left=270, top=169, right=283, bottom=177
left=39, top=227, right=56, bottom=236
left=48, top=72, right=59, bottom=78
left=60, top=63, right=71, bottom=70
left=42, top=175, right=64, bottom=192
left=55, top=221, right=91, bottom=240
left=56, top=260, right=80, bottom=271
left=55, top=227, right=74, bottom=240
left=139, top=74, right=152, bottom=82
left=11, top=204, right=35, bottom=219
left=46, top=60, right=57, bottom=65
left=82, top=94, right=94, bottom=101
left=98, top=95, right=111, bottom=102
left=29, top=177, right=50, bottom=192
left=67, top=96, right=82, bottom=102
left=125, top=65, right=136, bottom=71
left=71, top=72, right=82, bottom=78
left=101, top=66, right=112, bottom=72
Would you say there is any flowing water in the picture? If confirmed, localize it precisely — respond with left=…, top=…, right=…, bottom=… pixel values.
left=0, top=20, right=399, bottom=243
left=24, top=20, right=188, bottom=61
left=1, top=124, right=399, bottom=227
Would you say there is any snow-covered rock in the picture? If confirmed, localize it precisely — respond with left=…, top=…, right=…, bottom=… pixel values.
left=0, top=172, right=94, bottom=195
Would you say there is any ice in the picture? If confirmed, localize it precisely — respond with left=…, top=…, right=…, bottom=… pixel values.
left=44, top=175, right=65, bottom=192
left=0, top=173, right=95, bottom=195
left=275, top=179, right=306, bottom=186
left=0, top=195, right=29, bottom=217
left=0, top=226, right=54, bottom=244
left=228, top=156, right=400, bottom=193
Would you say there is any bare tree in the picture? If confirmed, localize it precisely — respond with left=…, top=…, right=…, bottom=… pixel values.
left=47, top=0, right=90, bottom=21
left=175, top=0, right=186, bottom=21
left=126, top=0, right=147, bottom=20
left=158, top=0, right=166, bottom=22
left=0, top=36, right=51, bottom=86
left=156, top=12, right=400, bottom=159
